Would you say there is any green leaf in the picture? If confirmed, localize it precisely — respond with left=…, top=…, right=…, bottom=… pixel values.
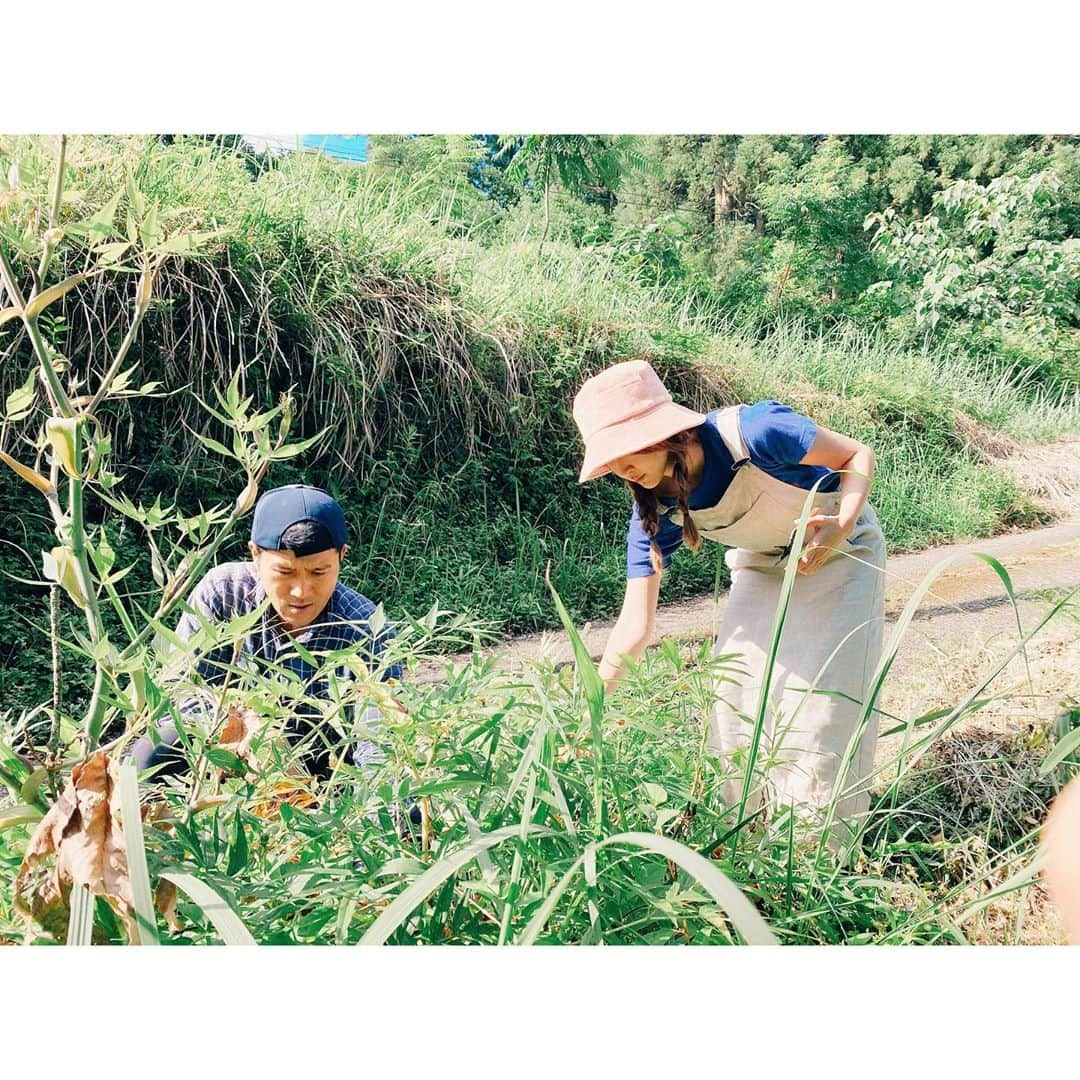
left=5, top=370, right=35, bottom=421
left=85, top=189, right=122, bottom=241
left=193, top=431, right=236, bottom=460
left=118, top=761, right=159, bottom=945
left=109, top=364, right=139, bottom=395
left=158, top=872, right=256, bottom=945
left=205, top=747, right=247, bottom=773
left=1039, top=725, right=1080, bottom=777
left=518, top=831, right=778, bottom=946
left=227, top=811, right=249, bottom=876
left=359, top=824, right=554, bottom=946
left=94, top=241, right=131, bottom=266
left=0, top=804, right=43, bottom=830
left=126, top=169, right=146, bottom=218
left=24, top=273, right=87, bottom=320
left=545, top=567, right=605, bottom=832
left=139, top=204, right=162, bottom=249
left=644, top=782, right=667, bottom=805
left=268, top=429, right=328, bottom=460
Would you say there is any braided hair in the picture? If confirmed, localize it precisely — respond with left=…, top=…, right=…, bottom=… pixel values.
left=628, top=430, right=702, bottom=575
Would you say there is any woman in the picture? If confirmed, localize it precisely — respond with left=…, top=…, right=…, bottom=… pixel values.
left=572, top=359, right=886, bottom=836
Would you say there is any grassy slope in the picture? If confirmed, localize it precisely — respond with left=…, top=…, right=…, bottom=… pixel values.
left=1, top=135, right=1078, bottom=714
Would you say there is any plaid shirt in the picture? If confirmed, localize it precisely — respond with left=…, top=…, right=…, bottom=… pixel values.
left=171, top=561, right=401, bottom=771
left=176, top=561, right=402, bottom=684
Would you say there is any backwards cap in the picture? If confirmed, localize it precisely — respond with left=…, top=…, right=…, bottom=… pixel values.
left=250, top=484, right=348, bottom=551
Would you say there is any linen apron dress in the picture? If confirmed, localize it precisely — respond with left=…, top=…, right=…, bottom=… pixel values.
left=666, top=407, right=886, bottom=830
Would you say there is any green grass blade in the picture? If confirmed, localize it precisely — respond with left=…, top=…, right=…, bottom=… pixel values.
left=518, top=850, right=591, bottom=945
left=737, top=481, right=825, bottom=834
left=1039, top=724, right=1080, bottom=778
left=67, top=882, right=95, bottom=946
left=0, top=804, right=43, bottom=830
left=359, top=824, right=552, bottom=946
left=520, top=831, right=777, bottom=945
left=118, top=760, right=159, bottom=945
left=546, top=567, right=605, bottom=833
left=159, top=871, right=257, bottom=945
left=601, top=832, right=777, bottom=945
left=954, top=849, right=1045, bottom=928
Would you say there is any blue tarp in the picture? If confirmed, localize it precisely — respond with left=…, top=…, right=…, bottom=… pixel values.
left=300, top=135, right=368, bottom=163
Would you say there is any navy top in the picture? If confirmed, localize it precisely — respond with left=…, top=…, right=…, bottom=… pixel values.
left=626, top=401, right=841, bottom=578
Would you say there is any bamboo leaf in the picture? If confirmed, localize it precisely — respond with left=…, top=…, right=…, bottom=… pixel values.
left=0, top=305, right=22, bottom=328
left=86, top=189, right=123, bottom=240
left=193, top=431, right=236, bottom=460
left=0, top=804, right=43, bottom=830
left=94, top=241, right=131, bottom=265
left=159, top=872, right=257, bottom=945
left=24, top=273, right=87, bottom=320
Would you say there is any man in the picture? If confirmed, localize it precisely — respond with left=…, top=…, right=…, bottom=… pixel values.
left=130, top=484, right=402, bottom=781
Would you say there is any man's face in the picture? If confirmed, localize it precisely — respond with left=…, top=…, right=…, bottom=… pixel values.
left=248, top=542, right=346, bottom=631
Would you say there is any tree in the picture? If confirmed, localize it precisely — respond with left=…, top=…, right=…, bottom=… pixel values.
left=496, top=135, right=655, bottom=253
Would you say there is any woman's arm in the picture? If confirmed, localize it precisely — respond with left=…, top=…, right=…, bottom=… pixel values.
left=597, top=572, right=662, bottom=693
left=796, top=425, right=875, bottom=575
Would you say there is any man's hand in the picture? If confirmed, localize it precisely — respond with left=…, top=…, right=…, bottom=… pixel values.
left=796, top=510, right=851, bottom=576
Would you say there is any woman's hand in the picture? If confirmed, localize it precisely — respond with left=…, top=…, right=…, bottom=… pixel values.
left=796, top=510, right=852, bottom=575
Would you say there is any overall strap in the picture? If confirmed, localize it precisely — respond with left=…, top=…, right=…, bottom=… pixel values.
left=713, top=406, right=751, bottom=471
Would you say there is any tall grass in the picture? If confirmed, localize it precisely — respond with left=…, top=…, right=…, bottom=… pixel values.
left=2, top=133, right=1077, bottom=723
left=3, top=545, right=1073, bottom=946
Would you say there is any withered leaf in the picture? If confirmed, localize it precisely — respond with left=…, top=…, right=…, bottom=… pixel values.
left=14, top=752, right=135, bottom=940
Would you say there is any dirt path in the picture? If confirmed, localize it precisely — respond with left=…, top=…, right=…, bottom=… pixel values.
left=413, top=519, right=1080, bottom=682
left=413, top=439, right=1080, bottom=688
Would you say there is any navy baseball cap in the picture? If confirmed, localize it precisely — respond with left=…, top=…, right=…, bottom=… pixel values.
left=250, top=485, right=348, bottom=552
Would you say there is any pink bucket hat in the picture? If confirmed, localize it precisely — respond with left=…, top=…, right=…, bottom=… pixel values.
left=573, top=360, right=707, bottom=483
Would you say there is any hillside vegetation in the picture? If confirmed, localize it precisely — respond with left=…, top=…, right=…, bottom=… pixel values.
left=1, top=134, right=1078, bottom=947
left=2, top=134, right=1077, bottom=713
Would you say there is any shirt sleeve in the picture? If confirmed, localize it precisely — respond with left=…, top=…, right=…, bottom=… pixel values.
left=172, top=567, right=237, bottom=685
left=626, top=499, right=685, bottom=579
left=740, top=400, right=818, bottom=469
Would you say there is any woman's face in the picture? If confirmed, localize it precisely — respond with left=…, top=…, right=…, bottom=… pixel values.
left=607, top=445, right=672, bottom=489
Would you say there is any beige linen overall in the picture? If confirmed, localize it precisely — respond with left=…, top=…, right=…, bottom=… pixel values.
left=667, top=407, right=886, bottom=831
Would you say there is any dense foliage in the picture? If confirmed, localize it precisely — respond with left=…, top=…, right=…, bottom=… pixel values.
left=0, top=134, right=1077, bottom=947
left=1, top=135, right=1076, bottom=718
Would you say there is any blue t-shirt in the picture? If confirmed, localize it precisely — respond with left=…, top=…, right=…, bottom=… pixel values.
left=626, top=401, right=840, bottom=578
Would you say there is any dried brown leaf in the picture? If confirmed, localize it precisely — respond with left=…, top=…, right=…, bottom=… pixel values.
left=219, top=703, right=260, bottom=765
left=155, top=878, right=182, bottom=933
left=13, top=751, right=135, bottom=939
